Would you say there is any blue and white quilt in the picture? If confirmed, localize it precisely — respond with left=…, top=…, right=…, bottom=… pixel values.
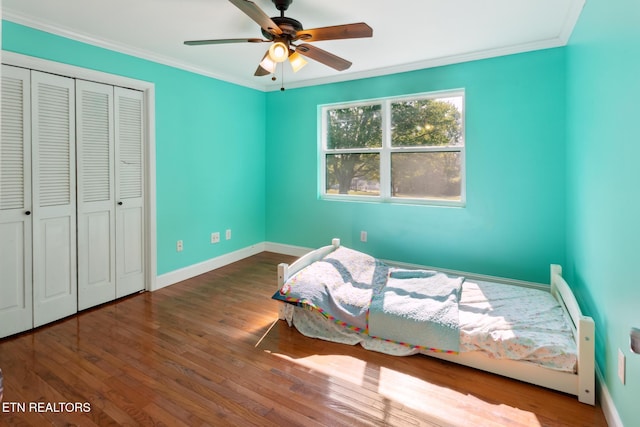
left=368, top=268, right=463, bottom=352
left=273, top=246, right=463, bottom=352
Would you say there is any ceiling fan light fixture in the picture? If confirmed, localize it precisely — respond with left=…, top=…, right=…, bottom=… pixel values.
left=259, top=54, right=277, bottom=74
left=288, top=50, right=307, bottom=73
left=268, top=41, right=289, bottom=63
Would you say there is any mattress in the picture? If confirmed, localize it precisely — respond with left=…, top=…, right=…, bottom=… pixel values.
left=458, top=279, right=577, bottom=372
left=278, top=248, right=577, bottom=372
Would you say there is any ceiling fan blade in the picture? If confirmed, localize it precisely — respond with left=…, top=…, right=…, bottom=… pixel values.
left=229, top=0, right=283, bottom=36
left=254, top=50, right=273, bottom=76
left=295, top=44, right=352, bottom=71
left=184, top=38, right=267, bottom=46
left=254, top=64, right=271, bottom=76
left=295, top=23, right=373, bottom=42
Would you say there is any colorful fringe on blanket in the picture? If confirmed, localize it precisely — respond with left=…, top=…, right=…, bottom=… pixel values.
left=276, top=294, right=458, bottom=355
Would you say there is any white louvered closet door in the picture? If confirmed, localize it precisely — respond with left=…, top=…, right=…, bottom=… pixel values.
left=0, top=65, right=33, bottom=338
left=76, top=80, right=116, bottom=310
left=114, top=87, right=145, bottom=298
left=31, top=70, right=78, bottom=327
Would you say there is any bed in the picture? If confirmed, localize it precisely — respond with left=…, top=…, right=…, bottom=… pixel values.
left=272, top=238, right=595, bottom=405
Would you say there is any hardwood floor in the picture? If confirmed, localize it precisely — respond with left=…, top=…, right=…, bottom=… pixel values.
left=0, top=252, right=607, bottom=426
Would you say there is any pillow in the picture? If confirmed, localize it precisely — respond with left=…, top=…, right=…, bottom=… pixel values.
left=272, top=246, right=389, bottom=331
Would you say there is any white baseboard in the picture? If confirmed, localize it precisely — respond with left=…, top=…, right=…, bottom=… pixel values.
left=597, top=365, right=623, bottom=427
left=263, top=241, right=313, bottom=257
left=153, top=241, right=312, bottom=291
left=154, top=243, right=267, bottom=290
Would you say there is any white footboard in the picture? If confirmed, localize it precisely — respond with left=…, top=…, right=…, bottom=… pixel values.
left=551, top=264, right=595, bottom=405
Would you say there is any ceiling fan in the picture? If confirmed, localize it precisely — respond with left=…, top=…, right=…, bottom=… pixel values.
left=184, top=0, right=373, bottom=77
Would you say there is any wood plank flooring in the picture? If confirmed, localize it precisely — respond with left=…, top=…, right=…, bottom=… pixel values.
left=0, top=252, right=608, bottom=426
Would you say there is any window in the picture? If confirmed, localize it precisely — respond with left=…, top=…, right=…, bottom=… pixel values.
left=320, top=90, right=465, bottom=206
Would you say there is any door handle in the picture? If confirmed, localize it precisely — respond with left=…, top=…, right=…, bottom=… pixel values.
left=25, top=211, right=31, bottom=215
left=117, top=201, right=123, bottom=206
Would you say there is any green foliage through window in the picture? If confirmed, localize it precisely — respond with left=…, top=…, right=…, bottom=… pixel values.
left=391, top=98, right=462, bottom=147
left=327, top=104, right=382, bottom=149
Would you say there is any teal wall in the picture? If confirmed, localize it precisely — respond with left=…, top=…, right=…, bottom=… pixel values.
left=2, top=21, right=267, bottom=275
left=266, top=49, right=567, bottom=283
left=566, top=0, right=640, bottom=424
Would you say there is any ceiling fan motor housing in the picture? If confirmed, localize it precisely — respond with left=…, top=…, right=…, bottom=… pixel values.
left=261, top=16, right=303, bottom=40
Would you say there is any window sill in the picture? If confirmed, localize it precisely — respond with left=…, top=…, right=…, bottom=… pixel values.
left=320, top=194, right=465, bottom=208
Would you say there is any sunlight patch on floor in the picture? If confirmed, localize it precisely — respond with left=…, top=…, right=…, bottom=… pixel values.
left=268, top=352, right=368, bottom=386
left=376, top=366, right=541, bottom=426
left=267, top=351, right=542, bottom=427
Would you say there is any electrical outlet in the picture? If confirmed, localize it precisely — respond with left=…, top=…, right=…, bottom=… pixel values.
left=360, top=231, right=367, bottom=242
left=225, top=229, right=231, bottom=240
left=176, top=240, right=183, bottom=252
left=618, top=348, right=626, bottom=385
left=211, top=232, right=220, bottom=244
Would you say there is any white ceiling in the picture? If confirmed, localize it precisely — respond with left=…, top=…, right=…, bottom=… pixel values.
left=2, top=0, right=585, bottom=92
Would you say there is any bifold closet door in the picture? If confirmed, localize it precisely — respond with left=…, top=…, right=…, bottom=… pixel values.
left=77, top=83, right=145, bottom=309
left=1, top=67, right=145, bottom=332
left=31, top=70, right=78, bottom=327
left=77, top=80, right=116, bottom=310
left=77, top=83, right=145, bottom=308
left=114, top=87, right=145, bottom=298
left=0, top=65, right=33, bottom=338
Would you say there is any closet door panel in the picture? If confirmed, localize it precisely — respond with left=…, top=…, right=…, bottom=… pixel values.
left=31, top=70, right=77, bottom=327
left=76, top=80, right=116, bottom=310
left=115, top=87, right=145, bottom=297
left=0, top=223, right=28, bottom=315
left=38, top=215, right=74, bottom=296
left=86, top=212, right=112, bottom=282
left=0, top=65, right=33, bottom=338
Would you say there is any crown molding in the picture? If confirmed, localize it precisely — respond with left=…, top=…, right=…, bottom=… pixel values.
left=558, top=0, right=586, bottom=44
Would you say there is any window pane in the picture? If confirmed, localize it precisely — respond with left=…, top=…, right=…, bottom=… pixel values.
left=391, top=97, right=463, bottom=147
left=326, top=104, right=382, bottom=149
left=391, top=152, right=461, bottom=200
left=326, top=153, right=380, bottom=196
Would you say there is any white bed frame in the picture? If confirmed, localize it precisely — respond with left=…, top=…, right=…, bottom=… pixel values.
left=276, top=238, right=595, bottom=405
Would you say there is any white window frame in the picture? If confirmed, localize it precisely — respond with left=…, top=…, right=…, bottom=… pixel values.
left=319, top=89, right=466, bottom=207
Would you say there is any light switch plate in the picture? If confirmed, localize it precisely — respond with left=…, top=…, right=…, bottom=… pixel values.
left=631, top=327, right=640, bottom=354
